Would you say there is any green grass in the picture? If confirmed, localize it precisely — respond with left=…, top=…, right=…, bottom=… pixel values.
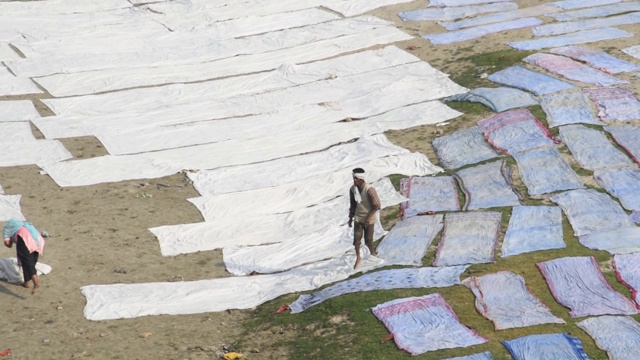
left=450, top=49, right=536, bottom=89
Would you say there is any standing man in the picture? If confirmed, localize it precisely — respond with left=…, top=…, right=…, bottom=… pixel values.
left=348, top=168, right=381, bottom=269
left=3, top=218, right=45, bottom=294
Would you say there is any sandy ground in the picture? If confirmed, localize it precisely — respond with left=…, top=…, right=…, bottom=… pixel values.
left=1, top=0, right=639, bottom=359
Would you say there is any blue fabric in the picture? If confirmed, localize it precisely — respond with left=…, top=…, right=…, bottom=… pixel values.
left=3, top=218, right=40, bottom=248
left=487, top=65, right=574, bottom=95
left=509, top=27, right=632, bottom=51
left=502, top=333, right=589, bottom=360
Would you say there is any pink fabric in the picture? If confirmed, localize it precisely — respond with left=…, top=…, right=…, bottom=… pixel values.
left=5, top=226, right=45, bottom=254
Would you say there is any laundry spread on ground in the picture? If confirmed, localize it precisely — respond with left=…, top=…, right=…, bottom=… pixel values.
left=579, top=227, right=640, bottom=254
left=432, top=126, right=501, bottom=170
left=623, top=45, right=640, bottom=61
left=487, top=65, right=575, bottom=95
left=442, top=352, right=494, bottom=360
left=550, top=189, right=633, bottom=237
left=433, top=212, right=502, bottom=267
left=289, top=266, right=468, bottom=313
left=558, top=124, right=633, bottom=170
left=539, top=91, right=602, bottom=127
left=455, top=160, right=521, bottom=210
left=439, top=3, right=560, bottom=30
left=0, top=194, right=25, bottom=222
left=549, top=1, right=640, bottom=21
left=594, top=167, right=640, bottom=211
left=501, top=206, right=564, bottom=257
left=502, top=333, right=589, bottom=360
left=0, top=257, right=51, bottom=284
left=524, top=53, right=627, bottom=86
left=372, top=293, right=488, bottom=355
left=614, top=253, right=640, bottom=306
left=463, top=271, right=565, bottom=329
left=533, top=12, right=640, bottom=37
left=577, top=316, right=640, bottom=360
left=537, top=256, right=638, bottom=317
left=0, top=66, right=43, bottom=96
left=584, top=87, right=640, bottom=122
left=376, top=214, right=444, bottom=266
left=549, top=45, right=640, bottom=74
left=399, top=2, right=518, bottom=22
left=477, top=109, right=559, bottom=154
left=509, top=27, right=632, bottom=51
left=399, top=176, right=460, bottom=218
left=0, top=100, right=40, bottom=122
left=605, top=125, right=640, bottom=164
left=424, top=17, right=542, bottom=44
left=444, top=87, right=538, bottom=112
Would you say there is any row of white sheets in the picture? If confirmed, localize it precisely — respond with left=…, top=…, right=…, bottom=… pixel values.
left=0, top=122, right=72, bottom=167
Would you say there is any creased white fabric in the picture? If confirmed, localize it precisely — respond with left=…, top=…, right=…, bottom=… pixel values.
left=0, top=101, right=40, bottom=122
left=577, top=316, right=640, bottom=360
left=579, top=227, right=640, bottom=254
left=0, top=66, right=42, bottom=96
left=0, top=257, right=51, bottom=284
left=614, top=253, right=640, bottom=306
left=501, top=206, right=564, bottom=257
left=455, top=160, right=520, bottom=210
left=0, top=194, right=25, bottom=221
left=377, top=215, right=444, bottom=266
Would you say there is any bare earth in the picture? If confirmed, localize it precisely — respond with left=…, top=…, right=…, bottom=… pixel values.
left=1, top=0, right=639, bottom=359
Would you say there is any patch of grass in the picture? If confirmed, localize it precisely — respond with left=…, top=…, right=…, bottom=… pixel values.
left=386, top=174, right=408, bottom=192
left=445, top=101, right=491, bottom=116
left=451, top=49, right=536, bottom=89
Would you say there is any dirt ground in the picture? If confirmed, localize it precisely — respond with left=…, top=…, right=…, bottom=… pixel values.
left=1, top=0, right=639, bottom=359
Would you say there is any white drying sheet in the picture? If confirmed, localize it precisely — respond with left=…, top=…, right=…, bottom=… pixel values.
left=0, top=194, right=25, bottom=221
left=0, top=257, right=51, bottom=284
left=455, top=160, right=521, bottom=211
left=40, top=45, right=419, bottom=117
left=82, top=252, right=385, bottom=320
left=537, top=256, right=638, bottom=317
left=188, top=135, right=431, bottom=196
left=34, top=21, right=413, bottom=97
left=189, top=161, right=417, bottom=222
left=501, top=206, right=564, bottom=257
left=579, top=227, right=640, bottom=255
left=0, top=43, right=20, bottom=62
left=41, top=102, right=461, bottom=187
left=0, top=66, right=42, bottom=97
left=594, top=167, right=640, bottom=211
left=550, top=189, right=633, bottom=237
left=0, top=101, right=40, bottom=122
left=614, top=253, right=640, bottom=305
left=289, top=266, right=468, bottom=313
left=462, top=271, right=565, bottom=329
left=376, top=215, right=444, bottom=266
left=0, top=132, right=72, bottom=168
left=0, top=0, right=130, bottom=16
left=577, top=316, right=640, bottom=360
left=623, top=45, right=640, bottom=60
left=512, top=147, right=584, bottom=196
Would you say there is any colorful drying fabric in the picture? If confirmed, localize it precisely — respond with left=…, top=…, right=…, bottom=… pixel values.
left=549, top=46, right=640, bottom=74
left=559, top=124, right=633, bottom=170
left=533, top=12, right=640, bottom=37
left=433, top=211, right=501, bottom=267
left=509, top=27, right=632, bottom=51
left=455, top=160, right=520, bottom=210
left=512, top=147, right=584, bottom=196
left=432, top=126, right=500, bottom=170
left=594, top=167, right=640, bottom=211
left=549, top=1, right=640, bottom=21
left=584, top=87, right=640, bottom=122
left=550, top=189, right=632, bottom=237
left=477, top=108, right=558, bottom=154
left=579, top=227, right=640, bottom=255
left=577, top=316, right=640, bottom=360
left=399, top=176, right=461, bottom=218
left=523, top=53, right=627, bottom=86
left=614, top=253, right=640, bottom=305
left=444, top=87, right=538, bottom=112
left=537, top=256, right=638, bottom=317
left=605, top=125, right=640, bottom=165
left=372, top=293, right=488, bottom=355
left=501, top=206, right=564, bottom=257
left=443, top=352, right=494, bottom=360
left=424, top=17, right=542, bottom=45
left=376, top=215, right=444, bottom=266
left=399, top=2, right=518, bottom=22
left=502, top=333, right=589, bottom=360
left=463, top=271, right=565, bottom=330
left=487, top=65, right=574, bottom=95
left=539, top=91, right=601, bottom=127
left=289, top=265, right=468, bottom=313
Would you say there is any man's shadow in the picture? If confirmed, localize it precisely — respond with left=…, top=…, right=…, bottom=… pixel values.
left=0, top=280, right=27, bottom=300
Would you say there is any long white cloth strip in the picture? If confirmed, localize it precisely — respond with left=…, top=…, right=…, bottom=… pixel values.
left=550, top=2, right=640, bottom=22
left=440, top=4, right=560, bottom=31
left=152, top=199, right=345, bottom=256
left=577, top=316, right=640, bottom=360
left=0, top=258, right=51, bottom=284
left=533, top=12, right=640, bottom=37
left=15, top=9, right=337, bottom=59
left=289, top=266, right=468, bottom=313
left=376, top=214, right=444, bottom=266
left=0, top=101, right=40, bottom=122
left=0, top=66, right=42, bottom=96
left=508, top=27, right=632, bottom=51
left=189, top=164, right=411, bottom=223
left=0, top=140, right=73, bottom=167
left=0, top=43, right=20, bottom=61
left=34, top=23, right=412, bottom=97
left=0, top=122, right=36, bottom=143
left=0, top=194, right=25, bottom=221
left=9, top=14, right=376, bottom=78
left=0, top=0, right=130, bottom=15
left=40, top=102, right=461, bottom=187
left=187, top=135, right=420, bottom=196
left=430, top=0, right=511, bottom=6
left=82, top=252, right=385, bottom=320
left=41, top=46, right=420, bottom=117
left=322, top=0, right=418, bottom=17
left=462, top=271, right=565, bottom=330
left=552, top=0, right=621, bottom=10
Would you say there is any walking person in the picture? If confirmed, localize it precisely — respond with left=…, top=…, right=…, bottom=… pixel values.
left=3, top=218, right=45, bottom=294
left=347, top=168, right=381, bottom=269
